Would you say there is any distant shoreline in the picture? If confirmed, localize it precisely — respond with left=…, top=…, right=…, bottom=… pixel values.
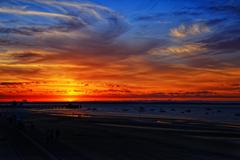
left=1, top=100, right=240, bottom=105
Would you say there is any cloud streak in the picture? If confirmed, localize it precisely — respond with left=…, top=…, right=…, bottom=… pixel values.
left=148, top=43, right=207, bottom=56
left=0, top=7, right=73, bottom=19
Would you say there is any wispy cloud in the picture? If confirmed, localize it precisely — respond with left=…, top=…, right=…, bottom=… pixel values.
left=208, top=4, right=240, bottom=15
left=0, top=0, right=128, bottom=60
left=170, top=23, right=210, bottom=38
left=0, top=7, right=72, bottom=19
left=148, top=43, right=207, bottom=56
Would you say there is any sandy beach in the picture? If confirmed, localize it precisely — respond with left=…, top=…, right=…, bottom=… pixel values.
left=0, top=102, right=240, bottom=160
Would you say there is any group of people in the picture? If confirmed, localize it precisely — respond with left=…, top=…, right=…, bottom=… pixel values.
left=45, top=128, right=61, bottom=144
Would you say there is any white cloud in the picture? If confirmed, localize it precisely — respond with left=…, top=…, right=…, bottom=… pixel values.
left=170, top=23, right=210, bottom=38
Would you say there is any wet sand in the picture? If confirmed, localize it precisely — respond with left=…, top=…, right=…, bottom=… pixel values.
left=0, top=109, right=239, bottom=160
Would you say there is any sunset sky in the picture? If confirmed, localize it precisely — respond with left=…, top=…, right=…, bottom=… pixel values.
left=0, top=0, right=240, bottom=101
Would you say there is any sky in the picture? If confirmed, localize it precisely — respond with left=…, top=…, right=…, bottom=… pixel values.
left=0, top=0, right=240, bottom=102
